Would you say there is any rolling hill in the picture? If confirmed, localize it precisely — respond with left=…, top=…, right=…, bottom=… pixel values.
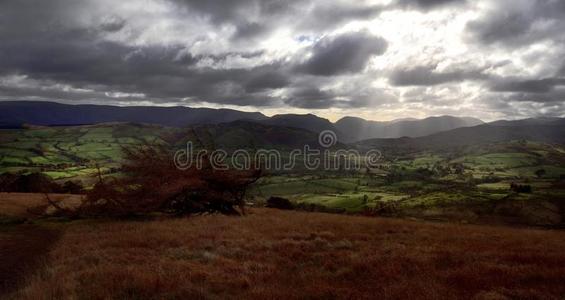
left=0, top=121, right=341, bottom=179
left=180, top=121, right=336, bottom=150
left=257, top=113, right=346, bottom=141
left=355, top=118, right=565, bottom=152
left=336, top=115, right=484, bottom=142
left=0, top=101, right=267, bottom=128
left=0, top=101, right=486, bottom=141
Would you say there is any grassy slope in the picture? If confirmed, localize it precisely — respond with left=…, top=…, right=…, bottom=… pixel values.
left=5, top=207, right=564, bottom=300
left=0, top=122, right=321, bottom=181
left=0, top=124, right=172, bottom=181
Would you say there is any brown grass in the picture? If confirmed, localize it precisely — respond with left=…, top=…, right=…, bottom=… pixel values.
left=0, top=193, right=83, bottom=219
left=8, top=208, right=565, bottom=300
left=0, top=225, right=60, bottom=297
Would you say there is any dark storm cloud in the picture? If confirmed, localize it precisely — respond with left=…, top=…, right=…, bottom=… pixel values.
left=0, top=0, right=292, bottom=107
left=284, top=87, right=340, bottom=109
left=232, top=22, right=267, bottom=40
left=467, top=13, right=531, bottom=45
left=489, top=78, right=565, bottom=94
left=559, top=62, right=565, bottom=76
left=170, top=0, right=384, bottom=40
left=389, top=65, right=485, bottom=86
left=0, top=0, right=562, bottom=119
left=169, top=0, right=452, bottom=33
left=297, top=32, right=387, bottom=76
left=0, top=0, right=393, bottom=109
left=296, top=3, right=383, bottom=32
left=169, top=0, right=300, bottom=40
left=466, top=0, right=565, bottom=47
left=169, top=0, right=297, bottom=24
left=283, top=83, right=397, bottom=109
left=395, top=0, right=467, bottom=10
left=485, top=75, right=565, bottom=107
left=0, top=22, right=286, bottom=107
left=99, top=16, right=127, bottom=33
left=203, top=50, right=266, bottom=63
left=499, top=89, right=565, bottom=103
left=244, top=71, right=290, bottom=93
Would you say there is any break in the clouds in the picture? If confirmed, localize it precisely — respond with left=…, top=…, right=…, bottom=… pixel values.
left=0, top=0, right=564, bottom=121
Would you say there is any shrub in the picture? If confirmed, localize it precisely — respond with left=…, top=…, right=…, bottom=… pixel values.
left=266, top=197, right=294, bottom=210
left=294, top=202, right=345, bottom=214
left=510, top=182, right=532, bottom=193
left=535, top=169, right=546, bottom=178
left=62, top=181, right=84, bottom=194
left=0, top=172, right=61, bottom=193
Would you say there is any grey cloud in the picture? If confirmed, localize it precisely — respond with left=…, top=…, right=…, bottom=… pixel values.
left=489, top=78, right=565, bottom=94
left=170, top=0, right=384, bottom=41
left=284, top=87, right=339, bottom=109
left=297, top=4, right=383, bottom=32
left=244, top=71, right=290, bottom=93
left=395, top=0, right=467, bottom=10
left=284, top=83, right=397, bottom=109
left=99, top=16, right=127, bottom=32
left=559, top=62, right=565, bottom=76
left=169, top=0, right=300, bottom=40
left=0, top=24, right=285, bottom=107
left=170, top=0, right=298, bottom=24
left=0, top=0, right=293, bottom=107
left=485, top=95, right=565, bottom=119
left=389, top=65, right=485, bottom=86
left=232, top=22, right=267, bottom=40
left=466, top=12, right=533, bottom=46
left=486, top=76, right=565, bottom=105
left=1, top=0, right=564, bottom=119
left=495, top=89, right=565, bottom=104
left=203, top=50, right=266, bottom=63
left=466, top=0, right=565, bottom=47
left=297, top=32, right=387, bottom=76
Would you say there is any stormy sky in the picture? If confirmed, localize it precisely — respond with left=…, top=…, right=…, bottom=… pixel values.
left=0, top=0, right=564, bottom=121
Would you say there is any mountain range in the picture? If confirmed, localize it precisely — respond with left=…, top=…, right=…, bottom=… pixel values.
left=0, top=101, right=484, bottom=142
left=355, top=118, right=565, bottom=152
left=335, top=115, right=483, bottom=141
left=1, top=101, right=565, bottom=152
left=0, top=101, right=267, bottom=128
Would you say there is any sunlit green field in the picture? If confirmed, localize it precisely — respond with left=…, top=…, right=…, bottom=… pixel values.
left=0, top=124, right=170, bottom=181
left=1, top=125, right=565, bottom=226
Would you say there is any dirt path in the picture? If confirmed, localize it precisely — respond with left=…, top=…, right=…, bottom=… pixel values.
left=0, top=225, right=60, bottom=297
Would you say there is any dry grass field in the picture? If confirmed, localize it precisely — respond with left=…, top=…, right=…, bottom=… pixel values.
left=1, top=193, right=565, bottom=299
left=0, top=193, right=83, bottom=220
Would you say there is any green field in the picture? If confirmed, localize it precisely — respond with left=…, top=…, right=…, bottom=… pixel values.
left=2, top=125, right=565, bottom=226
left=0, top=124, right=172, bottom=181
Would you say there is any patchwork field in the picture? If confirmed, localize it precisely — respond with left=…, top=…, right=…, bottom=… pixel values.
left=0, top=124, right=171, bottom=181
left=2, top=125, right=565, bottom=226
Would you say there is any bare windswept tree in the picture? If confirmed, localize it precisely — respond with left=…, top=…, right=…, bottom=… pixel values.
left=46, top=144, right=261, bottom=218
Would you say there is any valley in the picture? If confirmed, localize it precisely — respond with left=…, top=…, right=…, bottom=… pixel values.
left=2, top=120, right=565, bottom=227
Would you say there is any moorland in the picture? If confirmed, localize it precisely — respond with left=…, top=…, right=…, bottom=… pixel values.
left=1, top=102, right=565, bottom=299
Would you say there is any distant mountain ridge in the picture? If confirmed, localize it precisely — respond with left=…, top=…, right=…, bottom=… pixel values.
left=488, top=117, right=565, bottom=127
left=1, top=101, right=484, bottom=141
left=0, top=101, right=267, bottom=128
left=335, top=115, right=484, bottom=142
left=355, top=118, right=565, bottom=151
left=257, top=113, right=346, bottom=141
